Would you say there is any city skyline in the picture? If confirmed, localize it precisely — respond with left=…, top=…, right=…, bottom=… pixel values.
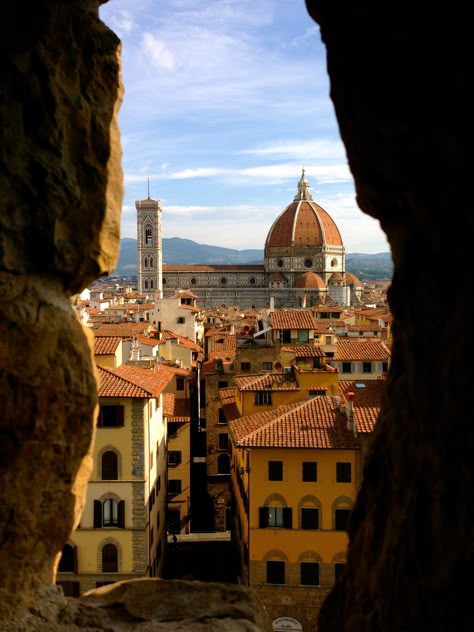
left=100, top=0, right=390, bottom=254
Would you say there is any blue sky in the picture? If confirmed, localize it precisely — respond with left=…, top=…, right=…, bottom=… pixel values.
left=99, top=0, right=389, bottom=254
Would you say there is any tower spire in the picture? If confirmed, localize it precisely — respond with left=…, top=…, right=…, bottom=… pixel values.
left=147, top=177, right=150, bottom=199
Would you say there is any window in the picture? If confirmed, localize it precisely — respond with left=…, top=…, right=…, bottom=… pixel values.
left=342, top=362, right=352, bottom=373
left=177, top=317, right=185, bottom=324
left=335, top=508, right=351, bottom=531
left=145, top=227, right=152, bottom=245
left=101, top=451, right=118, bottom=480
left=102, top=543, right=118, bottom=572
left=255, top=391, right=272, bottom=406
left=336, top=462, right=352, bottom=482
left=262, top=361, right=273, bottom=371
left=309, top=388, right=326, bottom=396
left=362, top=362, right=372, bottom=373
left=144, top=257, right=148, bottom=268
left=168, top=479, right=182, bottom=496
left=97, top=405, right=124, bottom=428
left=268, top=460, right=283, bottom=481
left=144, top=279, right=148, bottom=290
left=335, top=562, right=346, bottom=581
left=57, top=544, right=77, bottom=573
left=301, top=507, right=319, bottom=530
left=217, top=453, right=230, bottom=474
left=168, top=509, right=181, bottom=533
left=176, top=377, right=185, bottom=391
left=149, top=257, right=153, bottom=268
left=150, top=279, right=154, bottom=289
left=218, top=408, right=227, bottom=424
left=217, top=381, right=228, bottom=389
left=302, top=461, right=317, bottom=482
left=301, top=562, right=319, bottom=586
left=266, top=561, right=285, bottom=584
left=218, top=433, right=229, bottom=450
left=259, top=507, right=292, bottom=529
left=382, top=361, right=389, bottom=372
left=279, top=330, right=291, bottom=343
left=298, top=330, right=309, bottom=342
left=93, top=499, right=125, bottom=528
left=168, top=451, right=182, bottom=466
left=240, top=361, right=251, bottom=371
left=325, top=335, right=332, bottom=345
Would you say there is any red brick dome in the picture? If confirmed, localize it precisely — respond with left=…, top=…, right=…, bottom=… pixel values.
left=265, top=170, right=343, bottom=251
left=294, top=271, right=326, bottom=289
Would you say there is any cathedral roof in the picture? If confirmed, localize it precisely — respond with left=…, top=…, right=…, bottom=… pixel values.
left=294, top=271, right=326, bottom=289
left=264, top=170, right=343, bottom=251
left=345, top=271, right=363, bottom=287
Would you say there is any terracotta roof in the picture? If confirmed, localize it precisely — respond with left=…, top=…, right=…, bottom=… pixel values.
left=339, top=380, right=385, bottom=433
left=294, top=272, right=326, bottom=289
left=136, top=335, right=160, bottom=347
left=228, top=396, right=359, bottom=449
left=345, top=272, right=362, bottom=287
left=335, top=338, right=391, bottom=361
left=270, top=309, right=317, bottom=330
left=166, top=397, right=191, bottom=422
left=234, top=373, right=299, bottom=392
left=157, top=330, right=202, bottom=352
left=209, top=333, right=236, bottom=355
left=94, top=323, right=151, bottom=337
left=96, top=363, right=174, bottom=398
left=94, top=336, right=122, bottom=355
left=162, top=392, right=175, bottom=416
left=219, top=387, right=240, bottom=422
left=280, top=344, right=325, bottom=357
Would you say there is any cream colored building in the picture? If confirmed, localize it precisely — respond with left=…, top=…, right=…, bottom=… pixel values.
left=56, top=363, right=174, bottom=595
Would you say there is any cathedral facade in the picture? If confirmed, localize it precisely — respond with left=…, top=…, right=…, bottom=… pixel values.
left=136, top=171, right=362, bottom=309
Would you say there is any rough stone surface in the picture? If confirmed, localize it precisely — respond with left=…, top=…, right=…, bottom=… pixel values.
left=0, top=0, right=123, bottom=624
left=1, top=581, right=272, bottom=631
left=306, top=2, right=474, bottom=631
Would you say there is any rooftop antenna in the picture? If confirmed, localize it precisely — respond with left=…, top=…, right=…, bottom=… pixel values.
left=147, top=177, right=150, bottom=199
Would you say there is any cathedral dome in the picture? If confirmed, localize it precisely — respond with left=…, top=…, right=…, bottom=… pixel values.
left=294, top=271, right=326, bottom=289
left=345, top=271, right=362, bottom=287
left=264, top=170, right=343, bottom=252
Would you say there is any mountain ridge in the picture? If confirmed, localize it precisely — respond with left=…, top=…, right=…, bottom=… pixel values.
left=115, top=237, right=393, bottom=281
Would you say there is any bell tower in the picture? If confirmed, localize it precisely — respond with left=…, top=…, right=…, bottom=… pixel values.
left=135, top=193, right=163, bottom=298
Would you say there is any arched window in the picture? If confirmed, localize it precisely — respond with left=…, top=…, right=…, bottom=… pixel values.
left=144, top=279, right=148, bottom=289
left=102, top=543, right=118, bottom=572
left=144, top=257, right=148, bottom=268
left=94, top=499, right=125, bottom=528
left=150, top=279, right=154, bottom=289
left=217, top=453, right=230, bottom=474
left=101, top=451, right=118, bottom=480
left=149, top=257, right=153, bottom=268
left=145, top=227, right=152, bottom=245
left=57, top=543, right=77, bottom=573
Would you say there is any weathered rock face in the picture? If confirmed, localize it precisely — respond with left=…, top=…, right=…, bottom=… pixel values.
left=306, top=2, right=474, bottom=631
left=0, top=0, right=123, bottom=621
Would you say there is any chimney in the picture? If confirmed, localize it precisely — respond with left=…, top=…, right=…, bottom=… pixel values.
left=347, top=391, right=355, bottom=432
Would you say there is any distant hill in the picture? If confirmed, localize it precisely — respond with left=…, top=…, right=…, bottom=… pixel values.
left=113, top=237, right=393, bottom=281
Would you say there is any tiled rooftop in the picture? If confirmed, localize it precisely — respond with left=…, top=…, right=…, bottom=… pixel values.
left=234, top=373, right=299, bottom=391
left=94, top=323, right=151, bottom=337
left=335, top=338, right=391, bottom=361
left=228, top=396, right=359, bottom=449
left=94, top=336, right=122, bottom=355
left=280, top=344, right=325, bottom=357
left=339, top=379, right=385, bottom=433
left=270, top=309, right=317, bottom=330
left=97, top=363, right=174, bottom=399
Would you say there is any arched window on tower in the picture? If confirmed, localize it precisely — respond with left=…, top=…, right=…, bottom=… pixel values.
left=150, top=279, right=154, bottom=289
left=57, top=543, right=77, bottom=573
left=101, top=451, right=118, bottom=480
left=144, top=280, right=148, bottom=290
left=145, top=227, right=152, bottom=246
left=102, top=543, right=118, bottom=572
left=144, top=257, right=148, bottom=268
left=149, top=257, right=153, bottom=268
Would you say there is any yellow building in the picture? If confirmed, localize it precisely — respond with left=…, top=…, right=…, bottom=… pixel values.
left=227, top=394, right=359, bottom=630
left=56, top=363, right=174, bottom=595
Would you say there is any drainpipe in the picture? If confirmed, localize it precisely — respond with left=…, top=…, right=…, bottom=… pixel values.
left=347, top=391, right=355, bottom=433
